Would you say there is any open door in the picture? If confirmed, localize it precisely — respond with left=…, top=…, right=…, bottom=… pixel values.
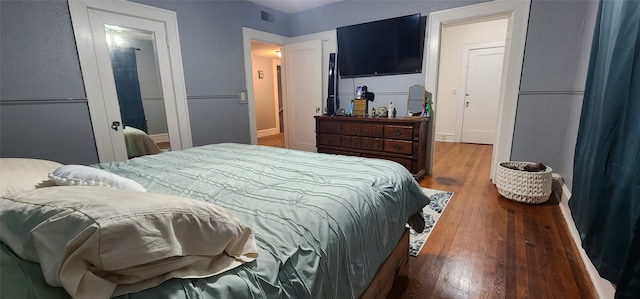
left=283, top=40, right=323, bottom=152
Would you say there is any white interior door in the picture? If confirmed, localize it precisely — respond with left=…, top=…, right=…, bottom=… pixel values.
left=69, top=0, right=191, bottom=162
left=284, top=40, right=323, bottom=152
left=461, top=47, right=504, bottom=144
left=88, top=10, right=183, bottom=161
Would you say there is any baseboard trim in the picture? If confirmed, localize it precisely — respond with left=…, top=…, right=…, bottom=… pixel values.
left=554, top=178, right=616, bottom=298
left=435, top=133, right=456, bottom=142
left=257, top=128, right=279, bottom=138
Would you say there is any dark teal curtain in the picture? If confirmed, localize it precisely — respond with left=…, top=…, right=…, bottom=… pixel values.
left=111, top=47, right=148, bottom=133
left=569, top=0, right=640, bottom=297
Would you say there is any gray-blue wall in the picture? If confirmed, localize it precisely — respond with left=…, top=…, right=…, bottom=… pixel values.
left=511, top=0, right=598, bottom=188
left=288, top=0, right=488, bottom=112
left=288, top=0, right=597, bottom=188
left=0, top=0, right=98, bottom=164
left=131, top=0, right=290, bottom=146
left=288, top=0, right=485, bottom=36
left=0, top=0, right=289, bottom=164
left=1, top=0, right=599, bottom=187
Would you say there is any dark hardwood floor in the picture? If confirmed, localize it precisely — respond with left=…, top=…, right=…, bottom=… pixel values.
left=388, top=142, right=596, bottom=298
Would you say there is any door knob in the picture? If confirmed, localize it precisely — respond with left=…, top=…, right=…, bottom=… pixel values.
left=316, top=107, right=321, bottom=113
left=111, top=121, right=121, bottom=131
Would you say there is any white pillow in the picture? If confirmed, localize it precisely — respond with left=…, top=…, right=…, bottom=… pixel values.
left=49, top=165, right=146, bottom=192
left=0, top=186, right=258, bottom=298
left=0, top=158, right=62, bottom=196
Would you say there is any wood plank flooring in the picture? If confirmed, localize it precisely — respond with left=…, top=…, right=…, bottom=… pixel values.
left=258, top=133, right=285, bottom=148
left=388, top=142, right=596, bottom=298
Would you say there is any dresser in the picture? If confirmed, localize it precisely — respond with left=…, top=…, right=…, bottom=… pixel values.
left=315, top=116, right=432, bottom=180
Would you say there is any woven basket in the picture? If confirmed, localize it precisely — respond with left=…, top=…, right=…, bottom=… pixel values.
left=496, top=161, right=552, bottom=204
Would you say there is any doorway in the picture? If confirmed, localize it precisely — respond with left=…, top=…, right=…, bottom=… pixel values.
left=250, top=40, right=285, bottom=148
left=426, top=0, right=530, bottom=179
left=433, top=18, right=508, bottom=144
left=242, top=28, right=329, bottom=152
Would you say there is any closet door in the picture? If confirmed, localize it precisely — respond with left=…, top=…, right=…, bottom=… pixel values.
left=70, top=1, right=191, bottom=162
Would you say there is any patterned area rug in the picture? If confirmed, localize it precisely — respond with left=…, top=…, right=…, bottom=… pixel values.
left=409, top=188, right=454, bottom=256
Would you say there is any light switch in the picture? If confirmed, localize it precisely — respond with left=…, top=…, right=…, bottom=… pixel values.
left=239, top=90, right=247, bottom=104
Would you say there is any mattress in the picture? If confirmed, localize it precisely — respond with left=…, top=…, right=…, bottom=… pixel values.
left=123, top=126, right=161, bottom=159
left=1, top=143, right=429, bottom=298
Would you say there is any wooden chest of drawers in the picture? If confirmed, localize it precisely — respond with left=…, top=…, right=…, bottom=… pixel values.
left=315, top=116, right=432, bottom=180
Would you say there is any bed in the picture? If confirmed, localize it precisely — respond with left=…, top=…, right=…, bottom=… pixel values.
left=123, top=126, right=162, bottom=159
left=0, top=143, right=429, bottom=298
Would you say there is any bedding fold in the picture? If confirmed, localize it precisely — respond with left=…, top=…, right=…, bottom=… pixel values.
left=96, top=143, right=429, bottom=298
left=0, top=186, right=258, bottom=299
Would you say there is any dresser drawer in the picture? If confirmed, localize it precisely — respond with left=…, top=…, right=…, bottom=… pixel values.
left=341, top=123, right=362, bottom=135
left=387, top=157, right=412, bottom=170
left=318, top=121, right=341, bottom=134
left=384, top=139, right=413, bottom=154
left=384, top=125, right=413, bottom=140
left=315, top=115, right=430, bottom=181
left=361, top=124, right=384, bottom=137
left=341, top=136, right=351, bottom=147
left=361, top=137, right=372, bottom=150
left=319, top=134, right=341, bottom=146
left=372, top=138, right=384, bottom=151
left=362, top=154, right=412, bottom=171
left=351, top=136, right=362, bottom=148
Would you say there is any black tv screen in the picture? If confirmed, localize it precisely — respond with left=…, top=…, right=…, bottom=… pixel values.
left=337, top=14, right=425, bottom=78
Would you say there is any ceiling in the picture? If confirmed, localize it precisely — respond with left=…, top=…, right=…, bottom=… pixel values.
left=246, top=0, right=345, bottom=14
left=249, top=1, right=346, bottom=56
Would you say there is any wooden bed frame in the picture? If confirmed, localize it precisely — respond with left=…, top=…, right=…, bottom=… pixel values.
left=361, top=229, right=409, bottom=298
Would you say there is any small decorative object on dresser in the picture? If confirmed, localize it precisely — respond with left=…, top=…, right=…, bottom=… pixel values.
left=353, top=99, right=368, bottom=116
left=315, top=116, right=433, bottom=180
left=377, top=106, right=388, bottom=118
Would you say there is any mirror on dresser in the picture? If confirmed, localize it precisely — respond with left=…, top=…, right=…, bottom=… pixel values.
left=407, top=84, right=426, bottom=117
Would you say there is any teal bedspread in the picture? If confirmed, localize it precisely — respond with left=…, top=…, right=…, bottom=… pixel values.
left=1, top=143, right=429, bottom=298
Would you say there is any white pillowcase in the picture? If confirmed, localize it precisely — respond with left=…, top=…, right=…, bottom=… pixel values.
left=0, top=186, right=258, bottom=298
left=49, top=165, right=146, bottom=192
left=0, top=158, right=62, bottom=196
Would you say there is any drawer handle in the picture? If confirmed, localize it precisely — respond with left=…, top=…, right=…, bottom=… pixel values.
left=327, top=138, right=334, bottom=143
left=395, top=130, right=402, bottom=136
left=394, top=144, right=402, bottom=150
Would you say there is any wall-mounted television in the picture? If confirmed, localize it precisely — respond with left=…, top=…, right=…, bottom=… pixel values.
left=337, top=14, right=426, bottom=78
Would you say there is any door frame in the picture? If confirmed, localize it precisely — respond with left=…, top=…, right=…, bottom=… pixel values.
left=69, top=0, right=191, bottom=162
left=272, top=59, right=282, bottom=134
left=456, top=41, right=505, bottom=143
left=242, top=28, right=288, bottom=145
left=426, top=0, right=530, bottom=180
left=242, top=28, right=337, bottom=147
